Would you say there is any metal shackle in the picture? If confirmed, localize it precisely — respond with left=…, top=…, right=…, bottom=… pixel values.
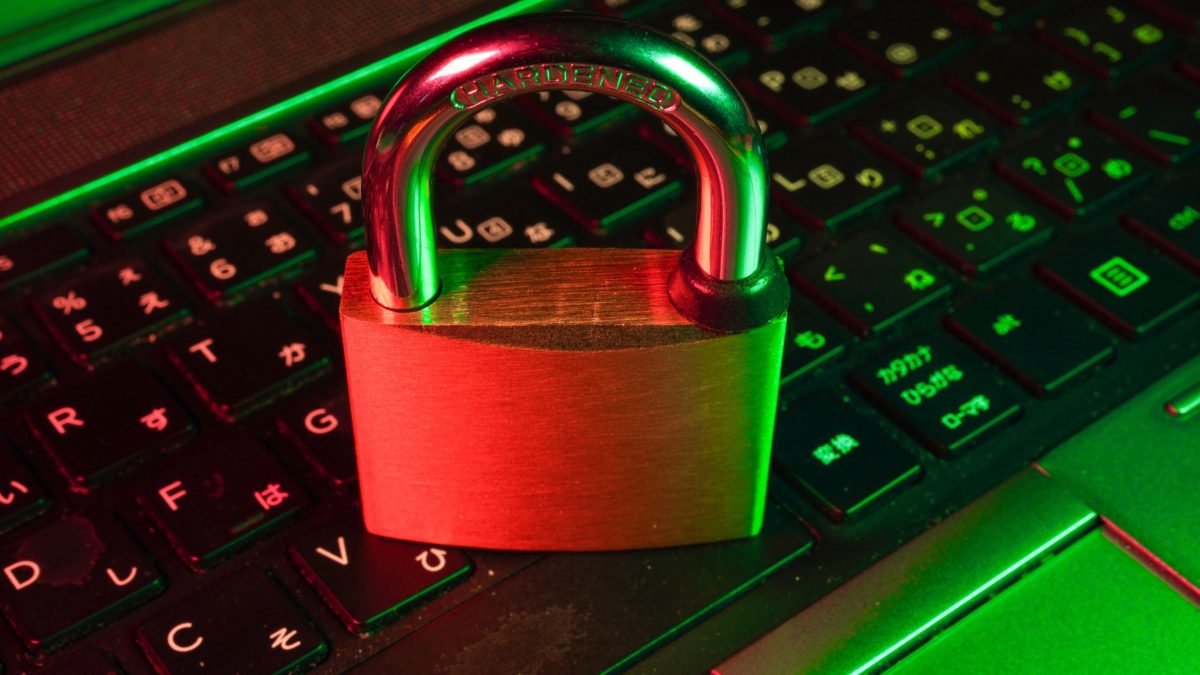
left=362, top=12, right=787, bottom=328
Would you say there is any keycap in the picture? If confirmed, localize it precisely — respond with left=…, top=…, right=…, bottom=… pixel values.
left=836, top=4, right=973, bottom=78
left=438, top=184, right=577, bottom=248
left=437, top=103, right=549, bottom=188
left=276, top=390, right=357, bottom=484
left=295, top=258, right=346, bottom=333
left=518, top=90, right=635, bottom=139
left=532, top=140, right=685, bottom=235
left=1036, top=1, right=1177, bottom=78
left=781, top=301, right=851, bottom=384
left=706, top=0, right=840, bottom=49
left=850, top=88, right=1001, bottom=178
left=938, top=0, right=1057, bottom=32
left=1037, top=229, right=1200, bottom=338
left=897, top=177, right=1055, bottom=274
left=775, top=392, right=921, bottom=522
left=165, top=203, right=317, bottom=303
left=289, top=521, right=472, bottom=633
left=996, top=126, right=1150, bottom=219
left=25, top=363, right=194, bottom=486
left=946, top=280, right=1115, bottom=394
left=0, top=510, right=163, bottom=650
left=850, top=334, right=1023, bottom=455
left=1088, top=75, right=1200, bottom=164
left=0, top=440, right=49, bottom=533
left=740, top=37, right=882, bottom=128
left=91, top=177, right=203, bottom=241
left=136, top=437, right=308, bottom=568
left=308, top=91, right=383, bottom=145
left=1124, top=181, right=1200, bottom=274
left=168, top=300, right=330, bottom=422
left=643, top=6, right=754, bottom=70
left=770, top=136, right=904, bottom=230
left=203, top=132, right=311, bottom=193
left=947, top=44, right=1091, bottom=125
left=642, top=204, right=803, bottom=261
left=0, top=316, right=53, bottom=400
left=350, top=502, right=812, bottom=674
left=0, top=225, right=89, bottom=290
left=32, top=260, right=189, bottom=366
left=288, top=159, right=363, bottom=243
left=45, top=648, right=123, bottom=675
left=792, top=226, right=952, bottom=335
left=136, top=567, right=327, bottom=674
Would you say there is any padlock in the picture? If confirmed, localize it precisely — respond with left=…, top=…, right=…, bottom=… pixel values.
left=341, top=13, right=790, bottom=551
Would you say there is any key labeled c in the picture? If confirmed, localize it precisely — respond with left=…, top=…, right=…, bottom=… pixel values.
left=167, top=622, right=203, bottom=653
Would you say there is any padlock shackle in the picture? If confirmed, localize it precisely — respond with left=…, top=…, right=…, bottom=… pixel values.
left=362, top=12, right=773, bottom=313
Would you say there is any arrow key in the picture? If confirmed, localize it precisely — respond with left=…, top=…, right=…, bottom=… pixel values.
left=290, top=521, right=472, bottom=634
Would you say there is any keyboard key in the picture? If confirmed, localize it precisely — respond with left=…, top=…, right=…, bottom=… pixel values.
left=836, top=4, right=973, bottom=78
left=136, top=567, right=327, bottom=674
left=643, top=6, right=754, bottom=70
left=308, top=91, right=383, bottom=145
left=91, top=177, right=204, bottom=241
left=25, top=363, right=194, bottom=486
left=203, top=132, right=311, bottom=193
left=533, top=141, right=685, bottom=235
left=288, top=159, right=363, bottom=244
left=0, top=510, right=163, bottom=650
left=1089, top=75, right=1200, bottom=164
left=792, top=226, right=952, bottom=335
left=289, top=521, right=472, bottom=634
left=295, top=258, right=346, bottom=333
left=46, top=648, right=123, bottom=675
left=276, top=390, right=357, bottom=484
left=996, top=126, right=1151, bottom=219
left=1124, top=181, right=1200, bottom=273
left=850, top=334, right=1023, bottom=455
left=136, top=438, right=308, bottom=568
left=0, top=225, right=89, bottom=291
left=770, top=136, right=905, bottom=230
left=0, top=316, right=53, bottom=400
left=642, top=204, right=803, bottom=260
left=438, top=184, right=577, bottom=248
left=168, top=300, right=330, bottom=422
left=939, top=0, right=1058, bottom=32
left=437, top=103, right=549, bottom=188
left=165, top=203, right=318, bottom=303
left=775, top=392, right=920, bottom=522
left=0, top=440, right=49, bottom=533
left=850, top=89, right=1001, bottom=178
left=707, top=0, right=840, bottom=49
left=32, top=260, right=190, bottom=365
left=781, top=301, right=851, bottom=384
left=946, top=280, right=1115, bottom=394
left=1037, top=229, right=1200, bottom=337
left=518, top=90, right=635, bottom=139
left=947, top=45, right=1091, bottom=125
left=740, top=37, right=882, bottom=128
left=897, top=177, right=1055, bottom=274
left=1036, top=1, right=1177, bottom=78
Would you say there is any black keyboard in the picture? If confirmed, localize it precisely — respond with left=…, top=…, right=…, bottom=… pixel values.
left=1, top=0, right=1199, bottom=672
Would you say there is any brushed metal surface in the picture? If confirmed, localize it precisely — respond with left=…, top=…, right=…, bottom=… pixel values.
left=341, top=250, right=787, bottom=551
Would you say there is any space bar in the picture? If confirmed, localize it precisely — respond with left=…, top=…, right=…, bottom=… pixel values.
left=715, top=469, right=1097, bottom=675
left=350, top=501, right=813, bottom=673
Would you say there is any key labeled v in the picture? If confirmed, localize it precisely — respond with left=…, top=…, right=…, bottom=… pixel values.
left=315, top=536, right=350, bottom=566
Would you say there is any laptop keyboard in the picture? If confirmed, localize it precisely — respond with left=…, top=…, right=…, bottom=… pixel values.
left=1, top=0, right=1199, bottom=672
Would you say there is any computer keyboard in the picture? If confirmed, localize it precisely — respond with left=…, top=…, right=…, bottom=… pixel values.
left=1, top=0, right=1199, bottom=672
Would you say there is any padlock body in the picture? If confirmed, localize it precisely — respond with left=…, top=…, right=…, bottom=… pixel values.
left=340, top=248, right=786, bottom=551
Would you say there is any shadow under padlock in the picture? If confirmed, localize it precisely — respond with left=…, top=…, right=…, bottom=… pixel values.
left=340, top=12, right=790, bottom=551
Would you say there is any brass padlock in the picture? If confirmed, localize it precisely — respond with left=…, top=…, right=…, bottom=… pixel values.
left=341, top=13, right=790, bottom=551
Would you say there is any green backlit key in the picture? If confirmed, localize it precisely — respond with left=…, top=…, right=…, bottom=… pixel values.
left=947, top=44, right=1091, bottom=126
left=739, top=37, right=881, bottom=129
left=1036, top=0, right=1177, bottom=79
left=774, top=391, right=920, bottom=522
left=850, top=334, right=1022, bottom=455
left=836, top=3, right=973, bottom=79
left=781, top=300, right=851, bottom=384
left=770, top=135, right=904, bottom=230
left=1124, top=181, right=1200, bottom=274
left=939, top=0, right=1058, bottom=32
left=996, top=126, right=1150, bottom=219
left=945, top=280, right=1115, bottom=395
left=1089, top=74, right=1200, bottom=164
left=897, top=176, right=1055, bottom=274
left=1037, top=229, right=1200, bottom=338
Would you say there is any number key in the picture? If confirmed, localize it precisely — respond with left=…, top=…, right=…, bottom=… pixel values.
left=288, top=159, right=363, bottom=244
